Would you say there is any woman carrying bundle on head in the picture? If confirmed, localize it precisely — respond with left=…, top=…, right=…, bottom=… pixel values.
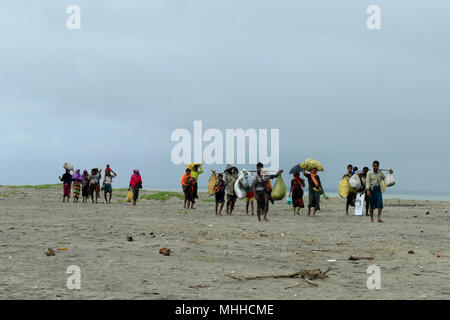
left=303, top=167, right=323, bottom=217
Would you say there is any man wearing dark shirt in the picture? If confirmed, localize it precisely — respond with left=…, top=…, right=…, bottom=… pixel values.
left=59, top=169, right=72, bottom=202
left=303, top=168, right=323, bottom=216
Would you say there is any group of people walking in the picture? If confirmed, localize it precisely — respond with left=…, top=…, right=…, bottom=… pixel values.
left=180, top=160, right=393, bottom=223
left=59, top=165, right=143, bottom=205
left=59, top=160, right=392, bottom=223
left=342, top=161, right=393, bottom=223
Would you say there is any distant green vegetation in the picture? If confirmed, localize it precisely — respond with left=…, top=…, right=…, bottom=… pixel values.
left=0, top=194, right=8, bottom=198
left=141, top=191, right=184, bottom=201
left=6, top=184, right=60, bottom=190
left=200, top=198, right=215, bottom=202
left=114, top=193, right=127, bottom=198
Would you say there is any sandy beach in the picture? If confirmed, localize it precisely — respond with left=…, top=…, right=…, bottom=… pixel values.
left=0, top=185, right=449, bottom=300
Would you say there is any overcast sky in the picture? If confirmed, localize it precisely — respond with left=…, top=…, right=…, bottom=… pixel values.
left=0, top=1, right=449, bottom=194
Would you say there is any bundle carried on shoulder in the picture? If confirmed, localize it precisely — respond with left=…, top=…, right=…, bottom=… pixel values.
left=299, top=158, right=324, bottom=171
left=208, top=170, right=217, bottom=195
left=271, top=174, right=286, bottom=200
left=349, top=173, right=363, bottom=192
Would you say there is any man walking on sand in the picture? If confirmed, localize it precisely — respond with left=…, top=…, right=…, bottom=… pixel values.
left=366, top=160, right=393, bottom=223
left=253, top=162, right=282, bottom=222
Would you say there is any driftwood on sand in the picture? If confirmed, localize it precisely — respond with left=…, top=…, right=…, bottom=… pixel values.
left=227, top=268, right=331, bottom=287
left=348, top=256, right=374, bottom=261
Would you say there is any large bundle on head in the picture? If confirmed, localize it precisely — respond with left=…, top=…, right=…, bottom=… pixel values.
left=63, top=162, right=74, bottom=170
left=186, top=162, right=202, bottom=170
left=299, top=158, right=324, bottom=171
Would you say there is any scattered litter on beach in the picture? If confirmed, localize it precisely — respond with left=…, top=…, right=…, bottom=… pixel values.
left=348, top=256, right=374, bottom=261
left=45, top=248, right=55, bottom=256
left=127, top=235, right=133, bottom=242
left=159, top=248, right=170, bottom=256
left=408, top=250, right=415, bottom=254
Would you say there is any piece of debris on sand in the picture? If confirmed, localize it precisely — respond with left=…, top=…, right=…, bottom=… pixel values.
left=45, top=248, right=56, bottom=256
left=159, top=248, right=171, bottom=256
left=227, top=268, right=331, bottom=287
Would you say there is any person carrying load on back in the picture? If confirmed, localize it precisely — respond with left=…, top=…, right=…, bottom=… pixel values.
left=129, top=169, right=142, bottom=206
left=214, top=173, right=226, bottom=216
left=224, top=165, right=239, bottom=215
left=343, top=164, right=356, bottom=215
left=253, top=162, right=283, bottom=222
left=190, top=164, right=203, bottom=201
left=59, top=169, right=72, bottom=203
left=303, top=167, right=323, bottom=217
left=366, top=161, right=393, bottom=223
left=181, top=168, right=195, bottom=210
left=359, top=167, right=370, bottom=216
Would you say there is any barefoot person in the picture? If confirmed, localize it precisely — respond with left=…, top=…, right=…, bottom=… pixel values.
left=253, top=162, right=282, bottom=222
left=245, top=190, right=255, bottom=215
left=71, top=169, right=82, bottom=203
left=343, top=164, right=356, bottom=215
left=366, top=161, right=393, bottom=223
left=81, top=170, right=90, bottom=203
left=289, top=172, right=305, bottom=215
left=129, top=169, right=142, bottom=206
left=359, top=167, right=370, bottom=216
left=89, top=168, right=102, bottom=203
left=191, top=164, right=203, bottom=202
left=214, top=173, right=226, bottom=216
left=103, top=169, right=117, bottom=203
left=58, top=169, right=72, bottom=202
left=303, top=167, right=323, bottom=217
left=181, top=168, right=195, bottom=209
left=224, top=165, right=239, bottom=215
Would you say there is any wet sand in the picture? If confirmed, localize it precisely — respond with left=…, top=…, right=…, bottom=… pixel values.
left=0, top=185, right=449, bottom=299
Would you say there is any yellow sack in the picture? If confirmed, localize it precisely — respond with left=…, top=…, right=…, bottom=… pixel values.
left=186, top=162, right=202, bottom=170
left=338, top=178, right=350, bottom=198
left=299, top=158, right=324, bottom=171
left=208, top=170, right=217, bottom=195
left=381, top=180, right=386, bottom=193
left=271, top=175, right=286, bottom=200
left=126, top=191, right=132, bottom=202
